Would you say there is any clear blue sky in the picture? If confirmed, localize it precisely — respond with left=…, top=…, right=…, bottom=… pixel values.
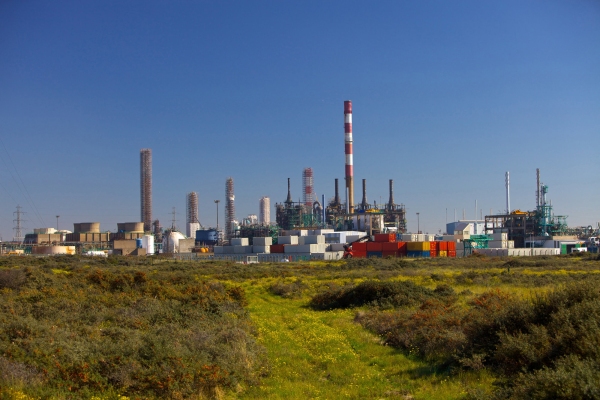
left=1, top=0, right=599, bottom=239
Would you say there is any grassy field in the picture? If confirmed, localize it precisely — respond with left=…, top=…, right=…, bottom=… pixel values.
left=1, top=253, right=599, bottom=399
left=237, top=278, right=492, bottom=399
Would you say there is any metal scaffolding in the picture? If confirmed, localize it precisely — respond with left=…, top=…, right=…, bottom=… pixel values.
left=140, top=149, right=152, bottom=232
left=225, top=177, right=235, bottom=240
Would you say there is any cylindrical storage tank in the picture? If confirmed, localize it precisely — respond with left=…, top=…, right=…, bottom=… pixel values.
left=142, top=235, right=155, bottom=255
left=77, top=222, right=100, bottom=233
left=117, top=222, right=144, bottom=233
left=31, top=246, right=75, bottom=255
left=136, top=238, right=143, bottom=248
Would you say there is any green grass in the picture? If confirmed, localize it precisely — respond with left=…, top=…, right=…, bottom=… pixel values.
left=237, top=278, right=493, bottom=399
left=1, top=253, right=599, bottom=399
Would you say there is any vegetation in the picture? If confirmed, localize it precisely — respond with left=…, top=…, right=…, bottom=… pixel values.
left=0, top=257, right=267, bottom=399
left=0, top=253, right=598, bottom=399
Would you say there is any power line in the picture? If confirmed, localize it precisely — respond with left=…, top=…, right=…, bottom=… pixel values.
left=0, top=137, right=46, bottom=226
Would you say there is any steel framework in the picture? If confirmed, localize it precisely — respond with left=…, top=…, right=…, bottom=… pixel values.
left=140, top=149, right=152, bottom=232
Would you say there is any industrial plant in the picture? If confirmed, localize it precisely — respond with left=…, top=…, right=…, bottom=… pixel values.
left=2, top=101, right=597, bottom=259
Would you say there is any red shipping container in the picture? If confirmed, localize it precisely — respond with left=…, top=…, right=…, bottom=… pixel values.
left=448, top=250, right=456, bottom=258
left=397, top=242, right=407, bottom=254
left=382, top=251, right=397, bottom=258
left=439, top=241, right=448, bottom=251
left=366, top=242, right=383, bottom=252
left=429, top=242, right=438, bottom=251
left=430, top=250, right=437, bottom=258
left=374, top=233, right=396, bottom=243
left=382, top=242, right=400, bottom=252
left=270, top=244, right=285, bottom=253
left=447, top=242, right=456, bottom=251
left=353, top=251, right=367, bottom=258
left=353, top=242, right=367, bottom=252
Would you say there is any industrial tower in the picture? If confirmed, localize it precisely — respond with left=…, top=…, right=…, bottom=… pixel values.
left=302, top=167, right=315, bottom=207
left=225, top=177, right=235, bottom=239
left=259, top=196, right=270, bottom=225
left=140, top=149, right=152, bottom=232
left=186, top=192, right=200, bottom=237
left=344, top=101, right=354, bottom=212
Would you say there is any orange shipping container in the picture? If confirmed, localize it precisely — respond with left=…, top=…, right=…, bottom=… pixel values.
left=366, top=242, right=383, bottom=252
left=447, top=242, right=456, bottom=251
left=448, top=250, right=456, bottom=258
left=374, top=233, right=396, bottom=243
left=439, top=241, right=448, bottom=251
left=353, top=251, right=367, bottom=258
left=430, top=250, right=437, bottom=258
left=430, top=242, right=438, bottom=251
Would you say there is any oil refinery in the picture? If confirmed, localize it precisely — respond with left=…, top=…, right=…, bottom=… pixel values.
left=2, top=101, right=597, bottom=259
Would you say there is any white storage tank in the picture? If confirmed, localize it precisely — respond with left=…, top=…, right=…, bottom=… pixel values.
left=142, top=235, right=155, bottom=255
left=162, top=231, right=186, bottom=253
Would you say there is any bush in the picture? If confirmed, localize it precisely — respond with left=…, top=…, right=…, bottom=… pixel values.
left=269, top=279, right=308, bottom=298
left=0, top=265, right=268, bottom=399
left=310, top=280, right=435, bottom=310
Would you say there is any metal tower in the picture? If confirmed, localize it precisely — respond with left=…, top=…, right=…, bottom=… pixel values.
left=13, top=205, right=25, bottom=243
left=302, top=167, right=315, bottom=207
left=186, top=192, right=200, bottom=237
left=140, top=149, right=152, bottom=232
left=225, top=177, right=235, bottom=239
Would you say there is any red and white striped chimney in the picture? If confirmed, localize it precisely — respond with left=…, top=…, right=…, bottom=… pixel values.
left=344, top=100, right=354, bottom=213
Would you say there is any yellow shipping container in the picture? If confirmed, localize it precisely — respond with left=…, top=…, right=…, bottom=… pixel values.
left=407, top=241, right=430, bottom=251
left=439, top=251, right=447, bottom=257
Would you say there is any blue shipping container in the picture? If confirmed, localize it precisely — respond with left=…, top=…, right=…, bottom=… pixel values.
left=367, top=251, right=383, bottom=258
left=407, top=251, right=430, bottom=258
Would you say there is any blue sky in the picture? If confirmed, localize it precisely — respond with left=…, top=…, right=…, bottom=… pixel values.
left=1, top=0, right=599, bottom=239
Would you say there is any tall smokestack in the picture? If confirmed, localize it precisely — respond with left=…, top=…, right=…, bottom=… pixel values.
left=536, top=168, right=541, bottom=208
left=286, top=178, right=292, bottom=204
left=505, top=172, right=511, bottom=214
left=388, top=179, right=394, bottom=210
left=344, top=100, right=354, bottom=213
left=361, top=179, right=367, bottom=210
left=140, top=149, right=152, bottom=232
left=334, top=178, right=340, bottom=205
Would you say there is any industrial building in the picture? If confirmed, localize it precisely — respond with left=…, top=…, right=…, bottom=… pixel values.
left=4, top=102, right=596, bottom=260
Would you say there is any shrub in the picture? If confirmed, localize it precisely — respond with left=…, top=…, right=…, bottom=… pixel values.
left=310, top=280, right=435, bottom=310
left=0, top=268, right=27, bottom=290
left=269, top=279, right=308, bottom=298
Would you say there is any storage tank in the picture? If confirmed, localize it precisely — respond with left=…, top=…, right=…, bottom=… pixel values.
left=162, top=231, right=186, bottom=253
left=196, top=229, right=219, bottom=245
left=31, top=246, right=76, bottom=255
left=74, top=222, right=100, bottom=233
left=142, top=235, right=155, bottom=255
left=117, top=222, right=144, bottom=233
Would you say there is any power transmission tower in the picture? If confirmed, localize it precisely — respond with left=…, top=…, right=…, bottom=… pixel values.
left=13, top=205, right=26, bottom=243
